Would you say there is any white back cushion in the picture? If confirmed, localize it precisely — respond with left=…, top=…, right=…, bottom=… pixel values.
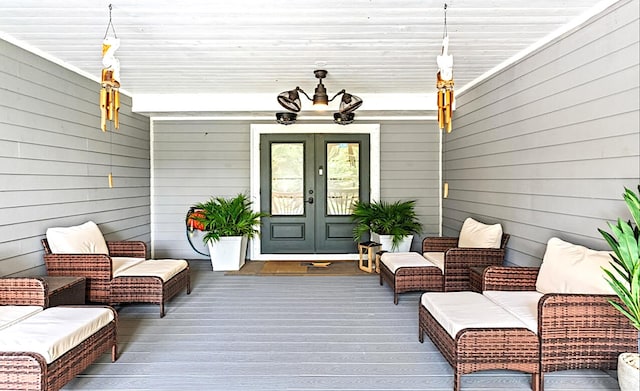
left=46, top=221, right=109, bottom=255
left=535, top=237, right=616, bottom=295
left=458, top=217, right=503, bottom=248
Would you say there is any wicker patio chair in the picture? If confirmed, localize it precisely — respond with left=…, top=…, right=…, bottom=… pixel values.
left=419, top=291, right=540, bottom=391
left=480, top=265, right=638, bottom=390
left=41, top=222, right=191, bottom=317
left=379, top=226, right=510, bottom=304
left=0, top=278, right=118, bottom=391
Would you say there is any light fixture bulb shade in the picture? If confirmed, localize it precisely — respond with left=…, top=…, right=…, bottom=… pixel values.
left=277, top=90, right=302, bottom=112
left=339, top=93, right=363, bottom=113
left=333, top=112, right=354, bottom=125
left=312, top=82, right=329, bottom=106
left=276, top=112, right=297, bottom=125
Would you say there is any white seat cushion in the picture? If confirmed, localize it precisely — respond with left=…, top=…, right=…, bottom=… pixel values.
left=483, top=290, right=543, bottom=333
left=111, top=257, right=146, bottom=275
left=114, top=259, right=188, bottom=282
left=535, top=237, right=616, bottom=295
left=0, top=306, right=42, bottom=331
left=381, top=252, right=438, bottom=273
left=458, top=217, right=503, bottom=249
left=421, top=292, right=527, bottom=338
left=423, top=252, right=445, bottom=271
left=0, top=307, right=114, bottom=364
left=46, top=221, right=109, bottom=255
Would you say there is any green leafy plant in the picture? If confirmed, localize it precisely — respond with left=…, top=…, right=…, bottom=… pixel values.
left=193, top=193, right=268, bottom=244
left=598, top=186, right=640, bottom=331
left=351, top=199, right=423, bottom=249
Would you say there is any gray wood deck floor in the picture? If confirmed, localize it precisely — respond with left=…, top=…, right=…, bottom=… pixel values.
left=63, top=260, right=621, bottom=391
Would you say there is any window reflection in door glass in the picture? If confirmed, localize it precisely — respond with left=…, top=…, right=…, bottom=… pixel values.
left=326, top=142, right=359, bottom=215
left=271, top=143, right=304, bottom=215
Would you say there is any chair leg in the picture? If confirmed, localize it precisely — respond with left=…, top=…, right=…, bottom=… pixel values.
left=379, top=273, right=383, bottom=286
left=394, top=292, right=399, bottom=305
left=160, top=301, right=165, bottom=318
left=532, top=373, right=541, bottom=391
left=418, top=326, right=424, bottom=343
left=453, top=369, right=461, bottom=391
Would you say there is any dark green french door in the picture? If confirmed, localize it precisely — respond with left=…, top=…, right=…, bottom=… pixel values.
left=260, top=133, right=370, bottom=254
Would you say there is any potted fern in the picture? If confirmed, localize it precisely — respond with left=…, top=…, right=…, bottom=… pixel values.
left=351, top=199, right=422, bottom=252
left=193, top=193, right=268, bottom=271
left=598, top=186, right=640, bottom=391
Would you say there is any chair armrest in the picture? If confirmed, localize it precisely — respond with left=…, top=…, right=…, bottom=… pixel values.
left=0, top=278, right=47, bottom=306
left=481, top=266, right=539, bottom=291
left=107, top=241, right=147, bottom=258
left=444, top=247, right=506, bottom=266
left=538, top=293, right=639, bottom=371
left=422, top=237, right=458, bottom=252
left=539, top=294, right=633, bottom=326
left=441, top=248, right=506, bottom=291
left=44, top=253, right=113, bottom=280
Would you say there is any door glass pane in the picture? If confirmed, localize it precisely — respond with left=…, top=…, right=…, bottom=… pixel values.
left=326, top=142, right=359, bottom=215
left=271, top=143, right=304, bottom=215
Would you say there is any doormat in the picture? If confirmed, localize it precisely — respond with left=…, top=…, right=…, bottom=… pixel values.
left=225, top=260, right=369, bottom=276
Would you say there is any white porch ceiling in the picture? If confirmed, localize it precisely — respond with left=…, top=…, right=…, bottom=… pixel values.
left=0, top=0, right=614, bottom=118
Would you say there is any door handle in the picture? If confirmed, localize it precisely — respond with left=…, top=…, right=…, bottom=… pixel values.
left=305, top=197, right=314, bottom=204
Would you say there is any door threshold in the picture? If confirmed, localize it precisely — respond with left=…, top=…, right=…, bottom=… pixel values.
left=251, top=254, right=359, bottom=261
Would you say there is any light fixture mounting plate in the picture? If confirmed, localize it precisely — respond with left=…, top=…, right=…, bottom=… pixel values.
left=314, top=69, right=327, bottom=79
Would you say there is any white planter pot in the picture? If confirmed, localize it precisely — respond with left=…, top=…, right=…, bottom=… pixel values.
left=370, top=232, right=413, bottom=252
left=207, top=236, right=248, bottom=271
left=618, top=352, right=640, bottom=391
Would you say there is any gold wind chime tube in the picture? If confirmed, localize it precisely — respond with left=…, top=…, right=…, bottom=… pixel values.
left=100, top=71, right=120, bottom=132
left=437, top=76, right=454, bottom=133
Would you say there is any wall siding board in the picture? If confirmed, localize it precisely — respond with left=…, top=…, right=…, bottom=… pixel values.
left=456, top=11, right=639, bottom=107
left=0, top=39, right=151, bottom=276
left=446, top=111, right=638, bottom=161
left=152, top=120, right=440, bottom=258
left=443, top=1, right=639, bottom=268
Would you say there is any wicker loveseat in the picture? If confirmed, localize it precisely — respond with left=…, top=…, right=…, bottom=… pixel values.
left=379, top=217, right=509, bottom=303
left=41, top=221, right=191, bottom=317
left=0, top=277, right=117, bottom=391
left=418, top=237, right=638, bottom=391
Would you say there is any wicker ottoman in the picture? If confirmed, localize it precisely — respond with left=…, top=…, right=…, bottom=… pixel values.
left=379, top=252, right=443, bottom=304
left=419, top=292, right=540, bottom=391
left=111, top=259, right=191, bottom=318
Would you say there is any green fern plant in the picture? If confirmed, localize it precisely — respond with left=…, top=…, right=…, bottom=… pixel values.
left=598, top=186, right=640, bottom=331
left=351, top=199, right=422, bottom=250
left=193, top=194, right=268, bottom=244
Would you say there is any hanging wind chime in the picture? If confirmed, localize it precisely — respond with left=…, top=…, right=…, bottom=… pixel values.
left=99, top=4, right=120, bottom=187
left=436, top=3, right=454, bottom=133
left=100, top=4, right=120, bottom=132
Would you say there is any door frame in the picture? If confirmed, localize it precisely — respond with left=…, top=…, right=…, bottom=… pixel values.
left=250, top=123, right=380, bottom=261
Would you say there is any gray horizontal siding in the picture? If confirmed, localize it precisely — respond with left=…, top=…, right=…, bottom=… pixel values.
left=152, top=120, right=440, bottom=259
left=443, top=0, right=640, bottom=267
left=0, top=38, right=151, bottom=276
left=379, top=121, right=440, bottom=245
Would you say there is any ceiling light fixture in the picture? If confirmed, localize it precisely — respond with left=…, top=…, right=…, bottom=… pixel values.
left=436, top=3, right=454, bottom=133
left=276, top=70, right=363, bottom=125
